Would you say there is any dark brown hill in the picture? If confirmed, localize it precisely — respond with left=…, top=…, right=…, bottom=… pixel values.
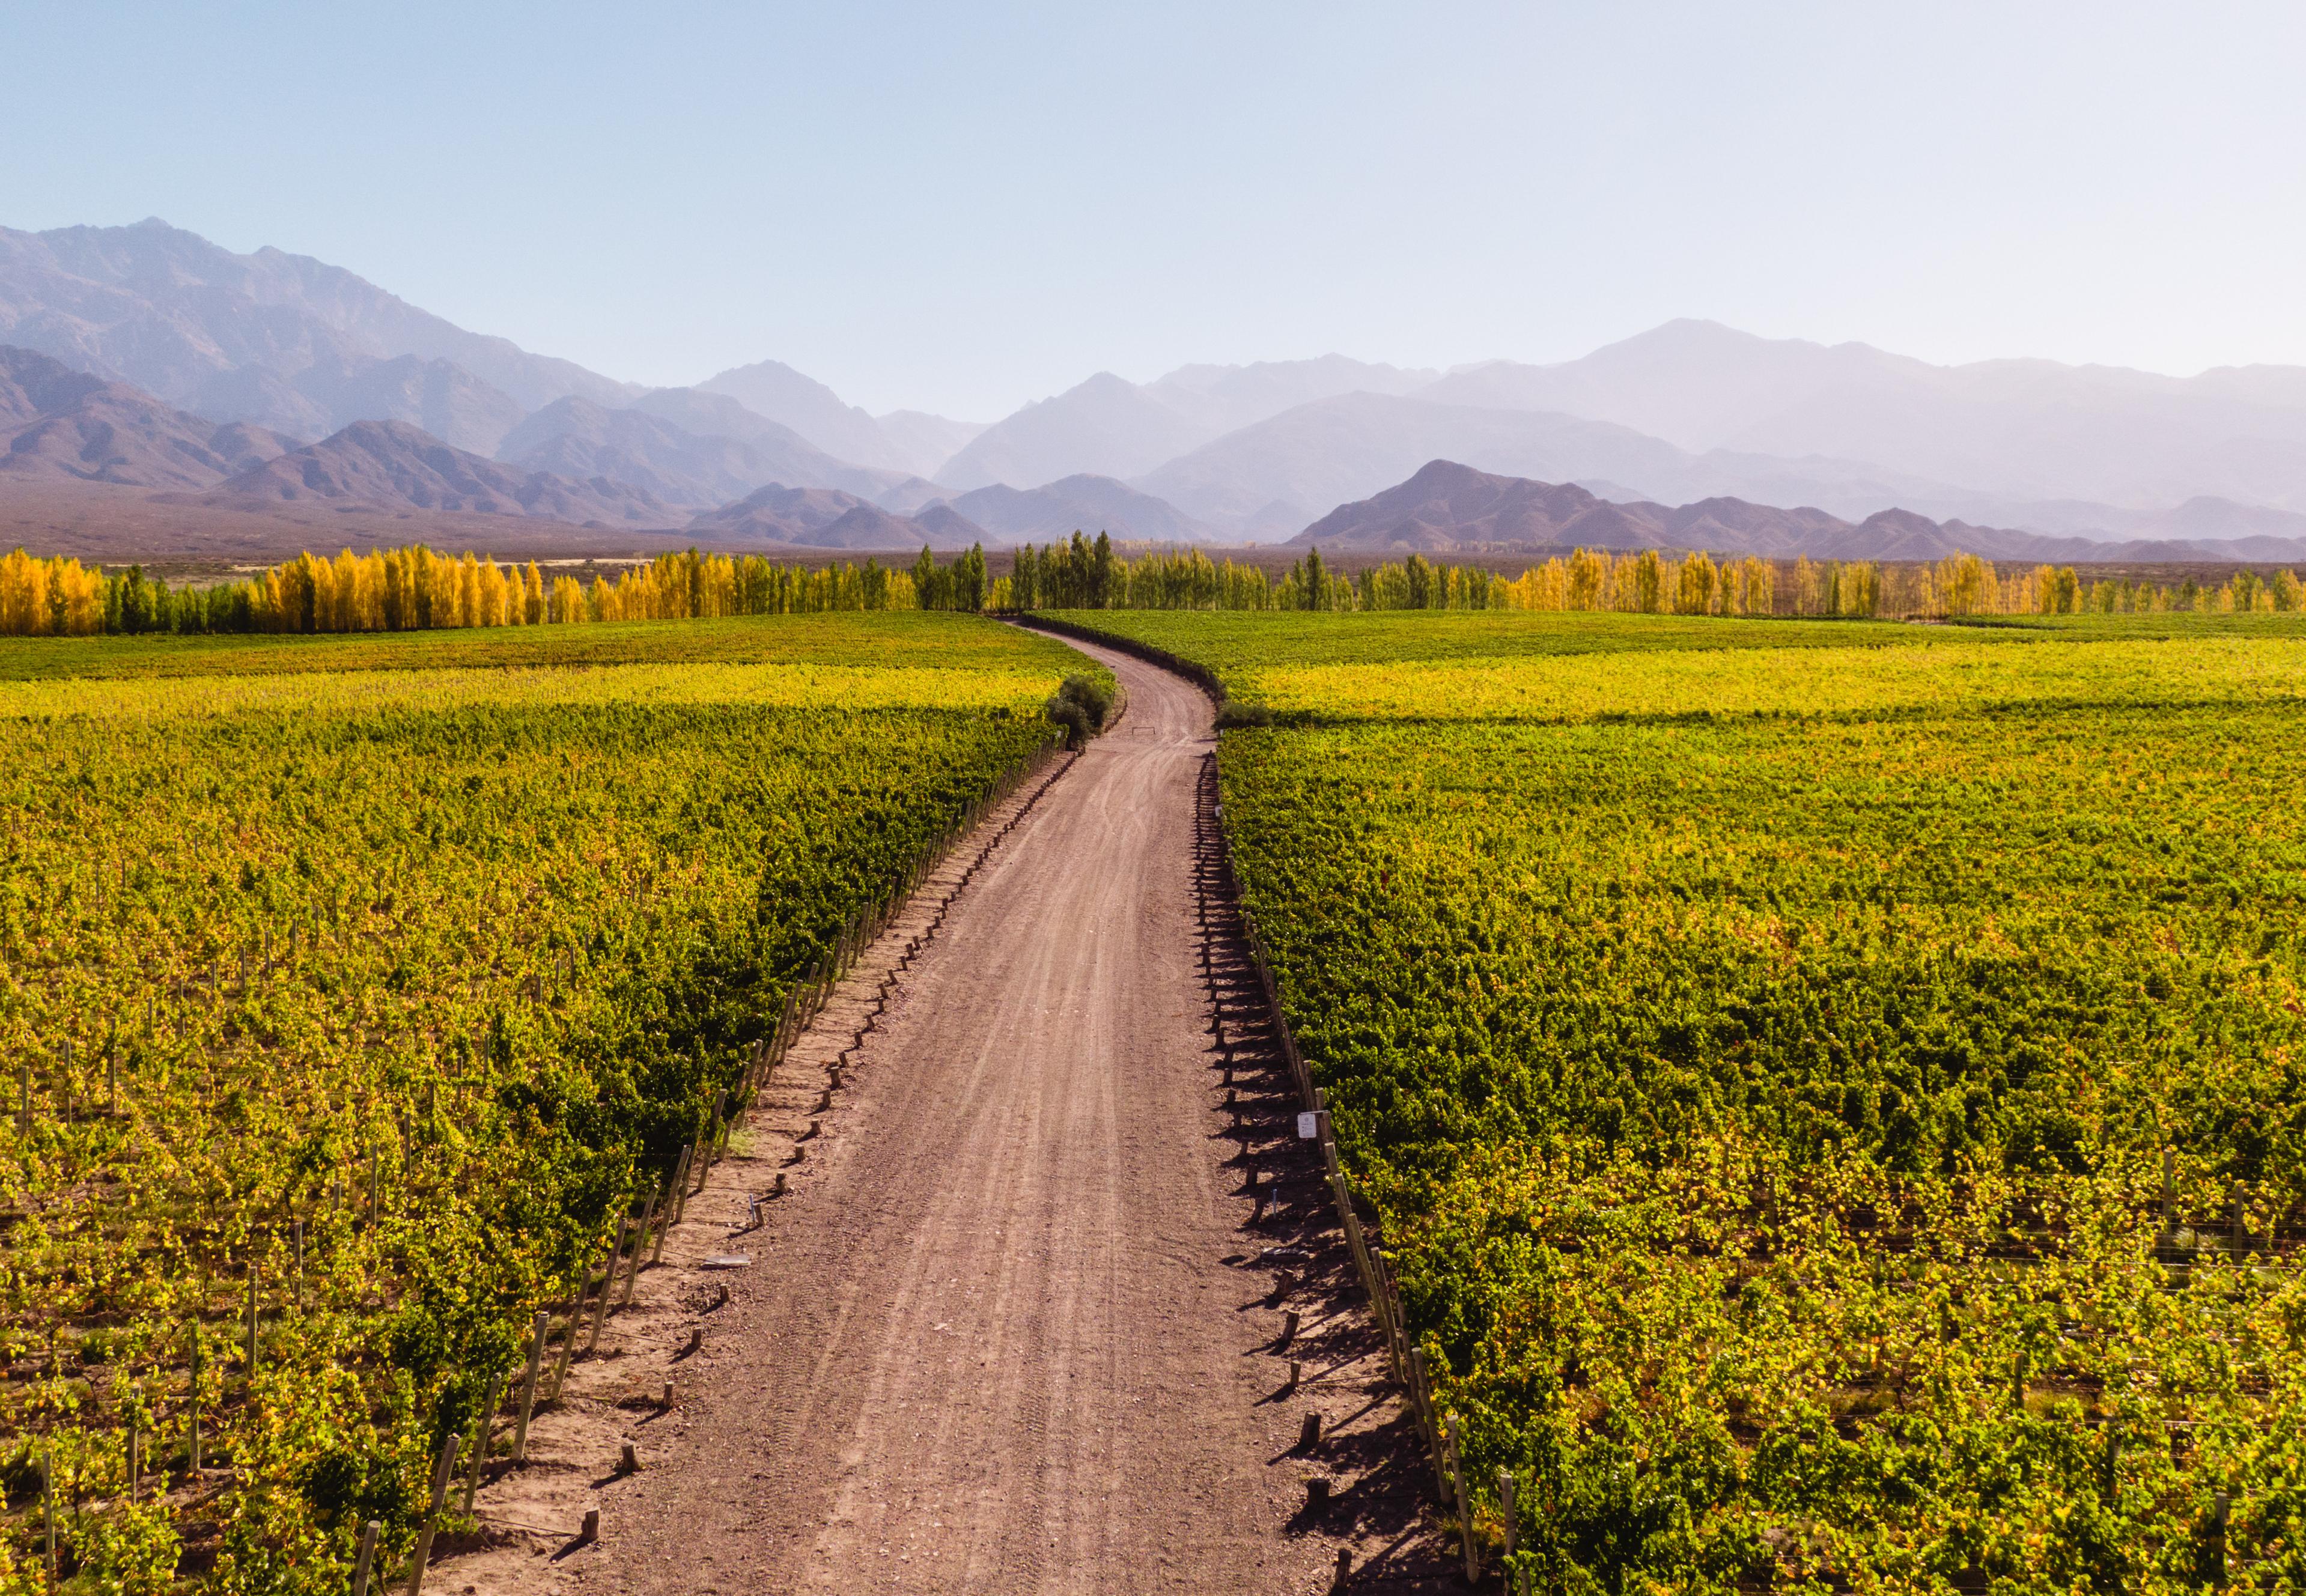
left=1289, top=458, right=2306, bottom=562
left=911, top=503, right=987, bottom=547
left=1295, top=461, right=1653, bottom=548
left=1656, top=495, right=1849, bottom=550
left=0, top=345, right=300, bottom=490
left=201, top=419, right=668, bottom=524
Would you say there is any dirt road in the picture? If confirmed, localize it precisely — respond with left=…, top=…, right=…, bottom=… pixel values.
left=489, top=639, right=1440, bottom=1595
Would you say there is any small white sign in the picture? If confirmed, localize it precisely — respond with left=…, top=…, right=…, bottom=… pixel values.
left=1297, top=1111, right=1318, bottom=1139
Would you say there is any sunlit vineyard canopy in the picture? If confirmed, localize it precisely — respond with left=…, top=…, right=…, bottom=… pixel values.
left=0, top=612, right=1089, bottom=1589
left=1061, top=605, right=2306, bottom=1595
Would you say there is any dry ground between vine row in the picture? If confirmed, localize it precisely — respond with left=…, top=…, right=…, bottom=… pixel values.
left=437, top=640, right=1455, bottom=1595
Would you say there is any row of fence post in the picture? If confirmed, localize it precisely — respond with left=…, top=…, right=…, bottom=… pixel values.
left=1229, top=829, right=1485, bottom=1583
left=738, top=733, right=1063, bottom=1108
left=403, top=732, right=1078, bottom=1589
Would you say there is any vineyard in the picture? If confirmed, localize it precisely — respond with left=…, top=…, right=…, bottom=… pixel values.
left=0, top=610, right=1064, bottom=684
left=0, top=612, right=1086, bottom=1591
left=1055, top=607, right=2306, bottom=1594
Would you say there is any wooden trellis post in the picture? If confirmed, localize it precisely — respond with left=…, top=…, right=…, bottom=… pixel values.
left=1444, top=1410, right=1478, bottom=1583
left=404, top=1430, right=461, bottom=1595
left=514, top=1310, right=547, bottom=1463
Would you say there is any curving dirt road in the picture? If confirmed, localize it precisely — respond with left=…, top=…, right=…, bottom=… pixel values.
left=473, top=639, right=1444, bottom=1595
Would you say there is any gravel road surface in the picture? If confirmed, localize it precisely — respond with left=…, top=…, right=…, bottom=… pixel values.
left=471, top=639, right=1443, bottom=1595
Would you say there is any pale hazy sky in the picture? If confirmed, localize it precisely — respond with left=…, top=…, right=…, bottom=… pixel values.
left=9, top=2, right=2305, bottom=419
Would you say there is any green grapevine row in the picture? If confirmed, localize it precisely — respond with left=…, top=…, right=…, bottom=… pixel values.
left=0, top=614, right=1084, bottom=1591
left=1066, top=608, right=2306, bottom=1595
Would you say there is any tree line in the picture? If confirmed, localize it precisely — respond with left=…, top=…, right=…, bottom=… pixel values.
left=8, top=537, right=2302, bottom=639
left=0, top=544, right=1000, bottom=637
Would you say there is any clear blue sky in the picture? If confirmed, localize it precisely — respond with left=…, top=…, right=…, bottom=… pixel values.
left=8, top=1, right=2304, bottom=419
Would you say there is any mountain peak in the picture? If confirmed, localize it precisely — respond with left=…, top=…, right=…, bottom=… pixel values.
left=694, top=360, right=916, bottom=472
left=1066, top=371, right=1143, bottom=398
left=1399, top=457, right=1508, bottom=491
left=0, top=217, right=637, bottom=434
left=939, top=360, right=1446, bottom=496
left=1295, top=460, right=1608, bottom=548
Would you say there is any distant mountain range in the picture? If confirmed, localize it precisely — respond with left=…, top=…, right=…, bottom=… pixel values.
left=695, top=360, right=980, bottom=479
left=1131, top=391, right=1854, bottom=538
left=1299, top=460, right=2306, bottom=565
left=14, top=218, right=2306, bottom=557
left=1, top=345, right=297, bottom=489
left=0, top=344, right=651, bottom=524
left=1421, top=320, right=2306, bottom=514
left=201, top=419, right=667, bottom=525
left=687, top=484, right=978, bottom=550
left=935, top=358, right=1439, bottom=493
left=494, top=395, right=918, bottom=508
left=0, top=218, right=631, bottom=450
left=0, top=342, right=966, bottom=546
left=932, top=475, right=1211, bottom=544
left=925, top=323, right=2306, bottom=542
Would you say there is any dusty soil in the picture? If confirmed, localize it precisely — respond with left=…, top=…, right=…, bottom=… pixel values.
left=439, top=640, right=1455, bottom=1595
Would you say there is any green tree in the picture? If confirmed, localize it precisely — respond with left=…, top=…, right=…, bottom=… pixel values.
left=957, top=544, right=988, bottom=612
left=1405, top=553, right=1432, bottom=609
left=1012, top=544, right=1039, bottom=610
left=1089, top=532, right=1115, bottom=608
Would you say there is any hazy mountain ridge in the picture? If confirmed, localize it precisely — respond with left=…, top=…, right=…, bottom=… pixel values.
left=935, top=325, right=2306, bottom=544
left=0, top=219, right=991, bottom=497
left=497, top=396, right=878, bottom=508
left=937, top=372, right=1211, bottom=491
left=200, top=419, right=669, bottom=525
left=875, top=410, right=987, bottom=477
left=0, top=220, right=635, bottom=452
left=302, top=353, right=527, bottom=454
left=13, top=219, right=2306, bottom=553
left=0, top=344, right=299, bottom=490
left=622, top=389, right=931, bottom=502
left=1130, top=392, right=1954, bottom=538
left=687, top=482, right=979, bottom=550
left=690, top=363, right=985, bottom=479
left=1425, top=320, right=2306, bottom=514
left=0, top=335, right=1187, bottom=549
left=697, top=360, right=910, bottom=473
left=938, top=357, right=1441, bottom=493
left=937, top=475, right=1211, bottom=544
left=1297, top=460, right=2306, bottom=563
left=0, top=219, right=634, bottom=408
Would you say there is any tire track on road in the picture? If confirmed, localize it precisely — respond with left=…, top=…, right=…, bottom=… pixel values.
left=472, top=637, right=1452, bottom=1595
